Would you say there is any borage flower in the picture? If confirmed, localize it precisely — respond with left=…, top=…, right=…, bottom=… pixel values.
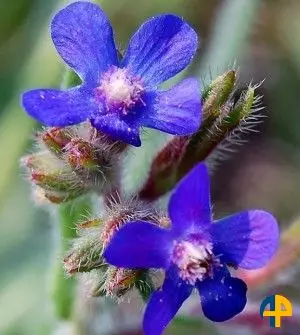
left=104, top=163, right=279, bottom=335
left=22, top=1, right=201, bottom=147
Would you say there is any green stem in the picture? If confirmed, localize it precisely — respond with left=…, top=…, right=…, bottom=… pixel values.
left=50, top=67, right=82, bottom=320
left=51, top=199, right=91, bottom=319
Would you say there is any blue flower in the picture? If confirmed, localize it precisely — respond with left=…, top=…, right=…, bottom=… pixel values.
left=22, top=1, right=201, bottom=147
left=104, top=163, right=279, bottom=335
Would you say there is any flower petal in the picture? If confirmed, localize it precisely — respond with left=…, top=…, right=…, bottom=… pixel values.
left=143, top=266, right=192, bottom=335
left=51, top=2, right=118, bottom=85
left=211, top=210, right=279, bottom=270
left=168, top=163, right=212, bottom=236
left=122, top=15, right=198, bottom=86
left=196, top=268, right=247, bottom=322
left=140, top=78, right=201, bottom=135
left=91, top=115, right=141, bottom=146
left=22, top=87, right=95, bottom=126
left=104, top=221, right=172, bottom=269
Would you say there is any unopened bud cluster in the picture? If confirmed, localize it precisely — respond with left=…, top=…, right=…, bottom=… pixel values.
left=140, top=69, right=262, bottom=200
left=64, top=196, right=165, bottom=300
left=21, top=122, right=125, bottom=204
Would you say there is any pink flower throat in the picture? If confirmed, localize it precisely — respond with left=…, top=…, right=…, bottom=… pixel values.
left=171, top=239, right=217, bottom=285
left=96, top=66, right=144, bottom=114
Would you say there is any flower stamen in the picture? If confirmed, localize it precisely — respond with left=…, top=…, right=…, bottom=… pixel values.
left=171, top=240, right=216, bottom=285
left=96, top=67, right=144, bottom=114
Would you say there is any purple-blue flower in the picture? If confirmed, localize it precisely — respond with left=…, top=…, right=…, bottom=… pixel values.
left=104, top=163, right=279, bottom=335
left=22, top=1, right=201, bottom=147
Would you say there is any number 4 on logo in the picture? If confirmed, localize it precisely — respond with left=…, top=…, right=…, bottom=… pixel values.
left=260, top=295, right=293, bottom=328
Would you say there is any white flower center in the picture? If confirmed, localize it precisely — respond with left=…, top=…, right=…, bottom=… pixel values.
left=96, top=67, right=144, bottom=114
left=171, top=240, right=214, bottom=285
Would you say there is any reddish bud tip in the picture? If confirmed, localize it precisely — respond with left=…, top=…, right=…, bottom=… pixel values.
left=31, top=171, right=45, bottom=183
left=41, top=127, right=71, bottom=154
left=105, top=267, right=140, bottom=297
left=63, top=252, right=81, bottom=275
left=65, top=139, right=99, bottom=170
left=63, top=228, right=103, bottom=275
left=43, top=190, right=70, bottom=204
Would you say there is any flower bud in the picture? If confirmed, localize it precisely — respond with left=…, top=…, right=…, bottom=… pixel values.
left=104, top=267, right=141, bottom=298
left=40, top=127, right=71, bottom=154
left=65, top=198, right=157, bottom=300
left=101, top=198, right=152, bottom=248
left=21, top=151, right=51, bottom=170
left=21, top=124, right=125, bottom=203
left=227, top=86, right=255, bottom=123
left=203, top=70, right=236, bottom=118
left=139, top=71, right=238, bottom=201
left=63, top=135, right=120, bottom=192
left=65, top=139, right=100, bottom=171
left=139, top=78, right=260, bottom=200
left=63, top=228, right=103, bottom=275
left=81, top=267, right=153, bottom=300
left=22, top=151, right=86, bottom=200
left=31, top=171, right=81, bottom=193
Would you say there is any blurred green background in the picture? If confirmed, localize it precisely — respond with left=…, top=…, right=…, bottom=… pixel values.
left=1, top=0, right=300, bottom=334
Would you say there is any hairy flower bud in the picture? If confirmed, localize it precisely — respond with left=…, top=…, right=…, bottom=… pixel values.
left=65, top=139, right=100, bottom=171
left=22, top=151, right=86, bottom=203
left=178, top=85, right=260, bottom=178
left=63, top=227, right=104, bottom=275
left=203, top=70, right=236, bottom=118
left=104, top=267, right=141, bottom=298
left=64, top=197, right=158, bottom=300
left=64, top=198, right=152, bottom=274
left=40, top=127, right=71, bottom=154
left=21, top=122, right=127, bottom=204
left=101, top=197, right=153, bottom=248
left=139, top=74, right=261, bottom=200
left=81, top=267, right=154, bottom=300
left=31, top=170, right=80, bottom=193
left=228, top=86, right=255, bottom=123
left=63, top=124, right=126, bottom=191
